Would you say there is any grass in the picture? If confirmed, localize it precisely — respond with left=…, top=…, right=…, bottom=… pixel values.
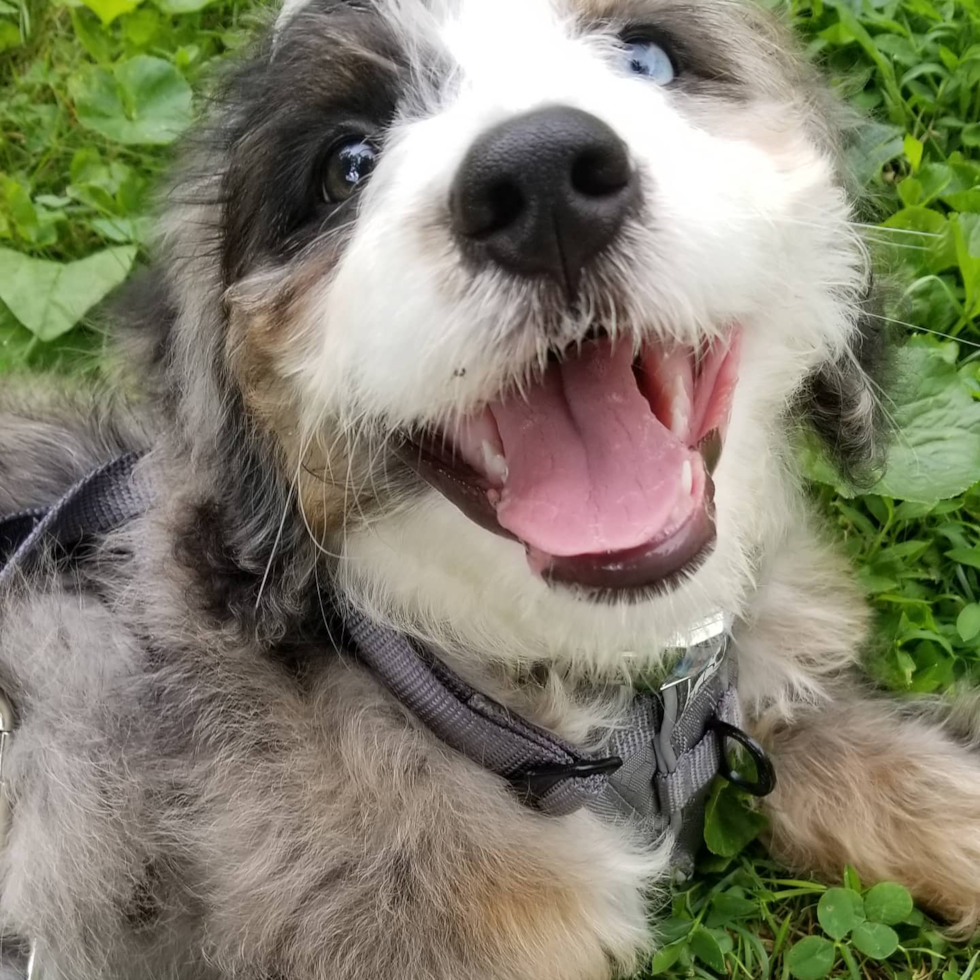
left=2, top=0, right=980, bottom=976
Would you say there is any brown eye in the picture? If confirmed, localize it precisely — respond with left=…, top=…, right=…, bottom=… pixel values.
left=321, top=137, right=378, bottom=203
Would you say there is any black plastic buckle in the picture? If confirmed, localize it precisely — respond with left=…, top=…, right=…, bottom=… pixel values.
left=508, top=756, right=623, bottom=803
left=708, top=719, right=776, bottom=797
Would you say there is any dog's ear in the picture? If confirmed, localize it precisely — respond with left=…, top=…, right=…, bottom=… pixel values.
left=797, top=286, right=891, bottom=484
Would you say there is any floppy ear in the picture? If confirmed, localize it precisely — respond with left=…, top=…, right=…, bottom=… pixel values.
left=797, top=285, right=891, bottom=484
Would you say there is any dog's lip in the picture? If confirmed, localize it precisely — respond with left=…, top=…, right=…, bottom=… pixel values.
left=396, top=428, right=721, bottom=595
left=529, top=474, right=716, bottom=594
left=395, top=330, right=740, bottom=594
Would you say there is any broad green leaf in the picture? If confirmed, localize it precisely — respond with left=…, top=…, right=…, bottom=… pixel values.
left=856, top=568, right=899, bottom=593
left=90, top=216, right=150, bottom=244
left=698, top=851, right=733, bottom=873
left=804, top=339, right=980, bottom=503
left=70, top=55, right=193, bottom=145
left=649, top=942, right=682, bottom=975
left=882, top=207, right=957, bottom=272
left=876, top=34, right=919, bottom=66
left=915, top=162, right=955, bottom=205
left=71, top=147, right=111, bottom=187
left=863, top=882, right=914, bottom=925
left=875, top=539, right=931, bottom=561
left=0, top=246, right=137, bottom=341
left=0, top=18, right=20, bottom=51
left=948, top=547, right=980, bottom=570
left=896, top=176, right=923, bottom=207
left=710, top=891, right=759, bottom=922
left=901, top=628, right=953, bottom=654
left=174, top=43, right=201, bottom=68
left=817, top=887, right=866, bottom=940
left=833, top=6, right=906, bottom=123
left=953, top=214, right=980, bottom=312
left=845, top=121, right=905, bottom=186
left=122, top=6, right=160, bottom=46
left=962, top=124, right=980, bottom=147
left=80, top=0, right=142, bottom=25
left=689, top=927, right=726, bottom=974
left=0, top=307, right=37, bottom=372
left=70, top=8, right=112, bottom=63
left=34, top=195, right=72, bottom=209
left=939, top=44, right=960, bottom=70
left=704, top=778, right=767, bottom=857
left=0, top=176, right=46, bottom=244
left=851, top=921, right=900, bottom=959
left=903, top=133, right=924, bottom=170
left=659, top=917, right=694, bottom=945
left=786, top=936, right=836, bottom=980
left=957, top=604, right=980, bottom=642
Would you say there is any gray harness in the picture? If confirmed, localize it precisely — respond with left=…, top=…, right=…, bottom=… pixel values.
left=346, top=607, right=752, bottom=862
left=0, top=453, right=774, bottom=976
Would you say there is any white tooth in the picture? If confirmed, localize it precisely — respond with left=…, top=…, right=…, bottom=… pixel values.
left=482, top=440, right=509, bottom=484
left=670, top=377, right=689, bottom=438
left=681, top=460, right=693, bottom=496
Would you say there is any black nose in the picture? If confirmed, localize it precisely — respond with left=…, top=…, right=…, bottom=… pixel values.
left=450, top=106, right=638, bottom=291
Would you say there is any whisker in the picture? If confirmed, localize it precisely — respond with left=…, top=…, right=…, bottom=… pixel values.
left=254, top=482, right=295, bottom=611
left=863, top=311, right=980, bottom=350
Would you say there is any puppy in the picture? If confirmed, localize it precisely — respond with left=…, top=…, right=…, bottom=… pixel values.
left=2, top=1, right=980, bottom=978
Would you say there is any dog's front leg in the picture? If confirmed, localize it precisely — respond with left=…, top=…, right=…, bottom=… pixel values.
left=736, top=523, right=980, bottom=933
left=751, top=692, right=980, bottom=935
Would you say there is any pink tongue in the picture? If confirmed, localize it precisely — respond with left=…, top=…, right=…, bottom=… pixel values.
left=490, top=341, right=700, bottom=557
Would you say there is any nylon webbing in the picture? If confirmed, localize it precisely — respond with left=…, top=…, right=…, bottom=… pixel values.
left=0, top=452, right=151, bottom=587
left=344, top=604, right=741, bottom=853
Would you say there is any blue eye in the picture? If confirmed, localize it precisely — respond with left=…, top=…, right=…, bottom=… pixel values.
left=624, top=38, right=676, bottom=85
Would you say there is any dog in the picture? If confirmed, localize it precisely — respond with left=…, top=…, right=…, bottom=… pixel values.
left=3, top=0, right=980, bottom=977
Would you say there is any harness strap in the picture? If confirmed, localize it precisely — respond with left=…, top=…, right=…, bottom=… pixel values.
left=346, top=609, right=622, bottom=815
left=345, top=605, right=747, bottom=858
left=0, top=452, right=150, bottom=587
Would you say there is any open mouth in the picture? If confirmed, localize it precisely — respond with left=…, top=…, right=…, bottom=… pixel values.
left=399, top=329, right=741, bottom=593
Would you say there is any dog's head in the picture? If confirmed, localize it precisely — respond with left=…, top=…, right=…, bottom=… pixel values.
left=157, top=0, right=880, bottom=667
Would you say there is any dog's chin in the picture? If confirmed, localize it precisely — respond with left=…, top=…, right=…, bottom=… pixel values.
left=396, top=330, right=740, bottom=599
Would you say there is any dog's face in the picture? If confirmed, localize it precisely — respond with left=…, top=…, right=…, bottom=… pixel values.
left=195, top=0, right=869, bottom=665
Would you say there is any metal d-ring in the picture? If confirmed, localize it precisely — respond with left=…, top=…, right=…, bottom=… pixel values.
left=708, top=718, right=777, bottom=797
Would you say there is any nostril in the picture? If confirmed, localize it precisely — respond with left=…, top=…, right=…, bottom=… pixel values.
left=483, top=180, right=524, bottom=236
left=571, top=147, right=632, bottom=198
left=453, top=177, right=525, bottom=239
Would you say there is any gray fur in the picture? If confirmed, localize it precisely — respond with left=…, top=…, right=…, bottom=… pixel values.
left=0, top=381, right=152, bottom=514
